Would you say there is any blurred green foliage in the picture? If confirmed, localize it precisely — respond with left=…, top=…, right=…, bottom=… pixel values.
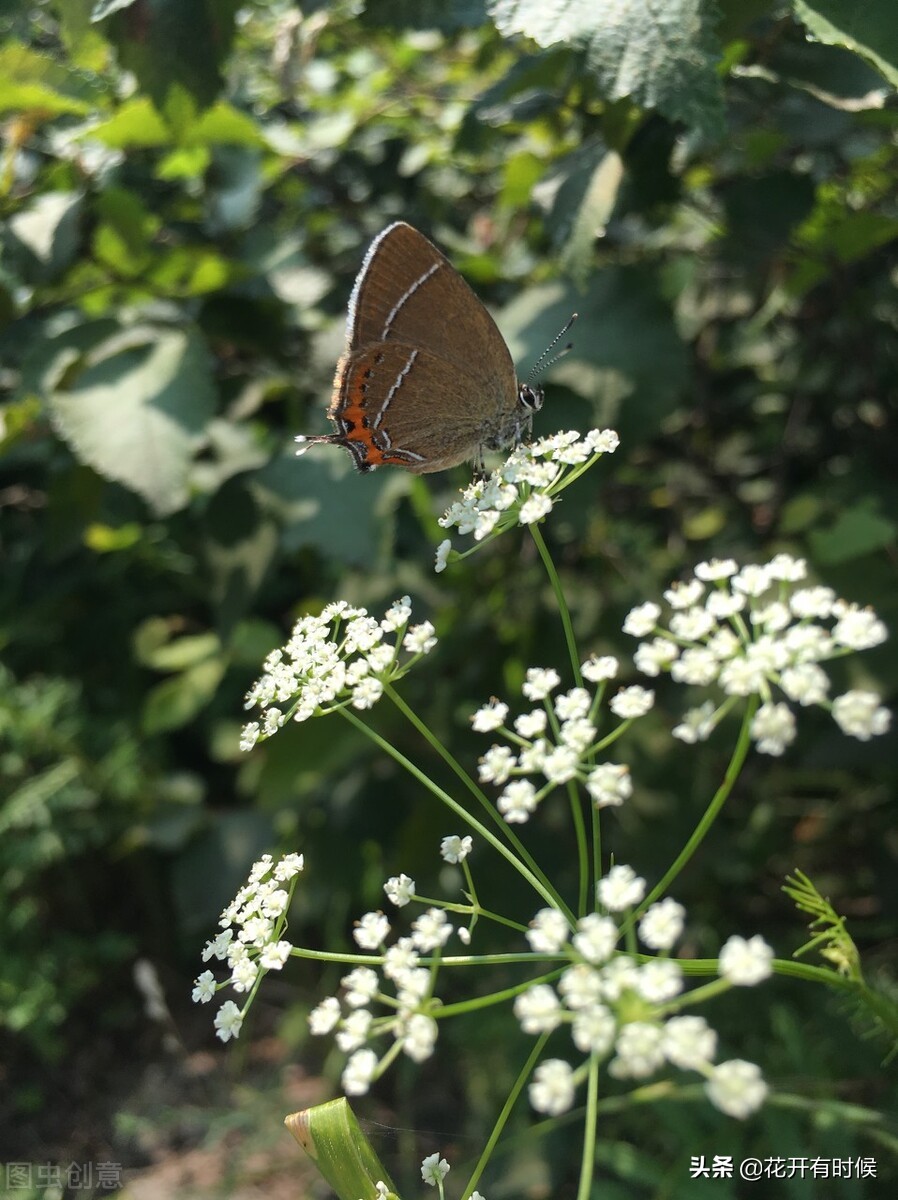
left=1, top=0, right=896, bottom=1193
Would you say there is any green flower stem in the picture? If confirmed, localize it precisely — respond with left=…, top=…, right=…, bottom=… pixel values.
left=382, top=682, right=572, bottom=923
left=566, top=780, right=590, bottom=918
left=529, top=522, right=582, bottom=687
left=462, top=1032, right=552, bottom=1200
left=591, top=802, right=602, bottom=899
left=436, top=967, right=565, bottom=1017
left=339, top=706, right=572, bottom=920
left=576, top=1052, right=600, bottom=1200
left=631, top=696, right=760, bottom=921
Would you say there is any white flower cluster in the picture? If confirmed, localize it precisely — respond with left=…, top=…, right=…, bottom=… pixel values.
left=434, top=429, right=619, bottom=571
left=240, top=597, right=437, bottom=751
left=471, top=658, right=652, bottom=822
left=192, top=852, right=305, bottom=1042
left=308, top=877, right=461, bottom=1098
left=624, top=555, right=890, bottom=756
left=518, top=869, right=772, bottom=1120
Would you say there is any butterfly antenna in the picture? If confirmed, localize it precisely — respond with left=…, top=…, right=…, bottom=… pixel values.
left=526, top=312, right=578, bottom=382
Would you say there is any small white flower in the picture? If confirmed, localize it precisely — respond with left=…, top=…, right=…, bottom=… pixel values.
left=214, top=1000, right=244, bottom=1042
left=780, top=663, right=829, bottom=706
left=672, top=701, right=718, bottom=744
left=559, top=963, right=603, bottom=1009
left=732, top=564, right=773, bottom=597
left=352, top=677, right=383, bottom=709
left=381, top=596, right=412, bottom=631
left=768, top=553, right=807, bottom=582
left=514, top=709, right=548, bottom=738
left=635, top=959, right=683, bottom=1003
left=434, top=538, right=452, bottom=573
left=192, top=971, right=217, bottom=1004
left=832, top=605, right=888, bottom=650
left=554, top=687, right=591, bottom=721
left=671, top=647, right=720, bottom=686
left=519, top=493, right=554, bottom=524
left=634, top=638, right=679, bottom=677
left=559, top=717, right=596, bottom=754
left=274, top=852, right=305, bottom=881
left=421, top=1153, right=450, bottom=1186
left=542, top=744, right=580, bottom=784
left=384, top=874, right=416, bottom=907
left=342, top=967, right=380, bottom=1007
left=663, top=1015, right=717, bottom=1070
left=529, top=1058, right=575, bottom=1115
left=440, top=835, right=472, bottom=864
left=695, top=558, right=737, bottom=581
left=597, top=865, right=646, bottom=911
left=518, top=738, right=549, bottom=772
left=382, top=938, right=419, bottom=982
left=598, top=956, right=640, bottom=1000
left=526, top=907, right=571, bottom=953
left=336, top=1008, right=372, bottom=1052
left=623, top=602, right=662, bottom=638
left=705, top=1059, right=768, bottom=1118
left=790, top=586, right=836, bottom=619
left=411, top=907, right=452, bottom=951
left=585, top=763, right=632, bottom=808
left=471, top=698, right=509, bottom=732
left=309, top=996, right=342, bottom=1034
left=354, top=911, right=391, bottom=950
left=343, top=1047, right=378, bottom=1096
left=719, top=935, right=774, bottom=985
left=240, top=722, right=260, bottom=752
left=571, top=1003, right=617, bottom=1054
left=609, top=1021, right=665, bottom=1079
left=581, top=654, right=619, bottom=682
left=259, top=940, right=292, bottom=969
left=705, top=589, right=746, bottom=619
left=638, top=898, right=685, bottom=951
left=831, top=690, right=891, bottom=740
left=522, top=667, right=561, bottom=701
left=514, top=984, right=563, bottom=1033
left=664, top=579, right=706, bottom=609
left=610, top=685, right=655, bottom=719
left=670, top=607, right=717, bottom=641
left=497, top=779, right=539, bottom=823
left=572, top=913, right=619, bottom=964
left=402, top=1013, right=438, bottom=1062
left=750, top=701, right=796, bottom=756
left=751, top=601, right=791, bottom=632
left=404, top=622, right=437, bottom=654
left=478, top=744, right=517, bottom=785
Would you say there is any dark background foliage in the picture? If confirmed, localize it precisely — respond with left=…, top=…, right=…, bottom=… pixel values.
left=1, top=1, right=896, bottom=1196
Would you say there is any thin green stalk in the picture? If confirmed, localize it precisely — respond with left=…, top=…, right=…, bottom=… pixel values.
left=338, top=707, right=570, bottom=919
left=566, top=780, right=590, bottom=917
left=576, top=1052, right=600, bottom=1200
left=530, top=522, right=582, bottom=687
left=632, top=697, right=760, bottom=920
left=463, top=1032, right=551, bottom=1200
left=383, top=681, right=571, bottom=922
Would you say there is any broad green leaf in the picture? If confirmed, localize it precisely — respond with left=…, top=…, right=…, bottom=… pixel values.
left=97, top=0, right=241, bottom=108
left=0, top=41, right=91, bottom=118
left=47, top=324, right=217, bottom=516
left=140, top=631, right=222, bottom=673
left=8, top=192, right=83, bottom=276
left=559, top=149, right=625, bottom=286
left=142, top=657, right=226, bottom=734
left=83, top=96, right=171, bottom=147
left=193, top=102, right=266, bottom=147
left=285, top=1099, right=398, bottom=1200
left=794, top=0, right=898, bottom=88
left=91, top=0, right=138, bottom=18
left=489, top=0, right=725, bottom=136
left=809, top=501, right=897, bottom=565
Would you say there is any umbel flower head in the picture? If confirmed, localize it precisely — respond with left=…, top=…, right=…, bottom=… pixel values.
left=471, top=656, right=650, bottom=823
left=624, top=555, right=890, bottom=756
left=435, top=428, right=619, bottom=571
left=518, top=869, right=773, bottom=1120
left=240, top=597, right=437, bottom=751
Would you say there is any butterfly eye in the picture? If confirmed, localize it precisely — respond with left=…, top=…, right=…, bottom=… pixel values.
left=519, top=383, right=544, bottom=412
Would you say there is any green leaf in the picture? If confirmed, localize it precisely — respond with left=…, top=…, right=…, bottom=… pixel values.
left=559, top=149, right=625, bottom=286
left=285, top=1099, right=398, bottom=1200
left=91, top=0, right=138, bottom=18
left=808, top=501, right=897, bottom=565
left=98, top=0, right=241, bottom=108
left=359, top=1, right=489, bottom=33
left=794, top=0, right=898, bottom=88
left=84, top=96, right=171, bottom=147
left=0, top=42, right=91, bottom=117
left=46, top=324, right=217, bottom=516
left=8, top=192, right=83, bottom=278
left=489, top=0, right=725, bottom=136
left=141, top=657, right=226, bottom=734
